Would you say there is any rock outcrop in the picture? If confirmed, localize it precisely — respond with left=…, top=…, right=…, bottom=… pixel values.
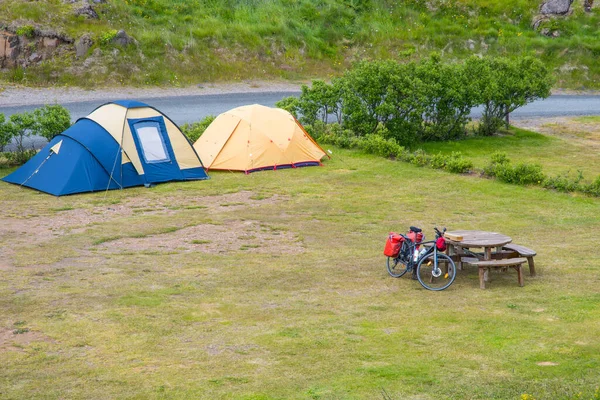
left=532, top=0, right=595, bottom=38
left=75, top=3, right=99, bottom=19
left=75, top=34, right=93, bottom=58
left=0, top=26, right=73, bottom=69
left=540, top=0, right=574, bottom=14
left=111, top=30, right=136, bottom=47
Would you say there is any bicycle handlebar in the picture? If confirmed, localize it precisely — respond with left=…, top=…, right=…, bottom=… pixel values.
left=434, top=227, right=447, bottom=238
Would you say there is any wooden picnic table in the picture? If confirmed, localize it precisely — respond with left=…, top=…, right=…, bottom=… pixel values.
left=444, top=230, right=512, bottom=263
left=444, top=230, right=527, bottom=289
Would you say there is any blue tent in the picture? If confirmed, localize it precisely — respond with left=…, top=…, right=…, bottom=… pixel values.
left=2, top=101, right=209, bottom=196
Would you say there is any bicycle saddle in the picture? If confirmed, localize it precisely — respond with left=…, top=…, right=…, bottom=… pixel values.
left=409, top=226, right=422, bottom=233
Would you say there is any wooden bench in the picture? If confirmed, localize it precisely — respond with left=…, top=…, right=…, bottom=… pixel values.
left=461, top=257, right=480, bottom=265
left=502, top=244, right=537, bottom=277
left=470, top=257, right=527, bottom=289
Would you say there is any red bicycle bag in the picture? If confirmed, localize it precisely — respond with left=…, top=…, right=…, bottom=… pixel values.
left=384, top=233, right=404, bottom=257
left=406, top=231, right=424, bottom=244
left=436, top=236, right=447, bottom=251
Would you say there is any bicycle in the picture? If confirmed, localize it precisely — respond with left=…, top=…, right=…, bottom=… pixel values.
left=385, top=226, right=457, bottom=291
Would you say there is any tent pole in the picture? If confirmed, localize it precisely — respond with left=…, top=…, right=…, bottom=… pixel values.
left=104, top=111, right=127, bottom=196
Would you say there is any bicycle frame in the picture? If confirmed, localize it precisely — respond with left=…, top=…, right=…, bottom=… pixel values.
left=398, top=235, right=443, bottom=273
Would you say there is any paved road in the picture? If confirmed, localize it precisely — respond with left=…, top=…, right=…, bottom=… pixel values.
left=2, top=92, right=599, bottom=150
left=1, top=91, right=301, bottom=124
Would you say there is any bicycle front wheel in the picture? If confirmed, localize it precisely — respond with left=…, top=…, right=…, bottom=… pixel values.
left=416, top=253, right=456, bottom=291
left=386, top=256, right=409, bottom=278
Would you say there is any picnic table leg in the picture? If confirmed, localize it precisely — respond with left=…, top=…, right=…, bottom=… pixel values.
left=514, top=265, right=524, bottom=286
left=495, top=246, right=508, bottom=272
left=527, top=257, right=536, bottom=277
left=448, top=245, right=462, bottom=270
left=483, top=247, right=492, bottom=282
left=479, top=267, right=486, bottom=289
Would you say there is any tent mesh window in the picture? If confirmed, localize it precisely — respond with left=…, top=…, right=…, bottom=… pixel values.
left=133, top=121, right=170, bottom=163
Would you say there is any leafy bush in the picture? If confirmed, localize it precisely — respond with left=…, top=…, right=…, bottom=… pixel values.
left=3, top=149, right=37, bottom=165
left=483, top=152, right=545, bottom=185
left=415, top=54, right=476, bottom=141
left=482, top=152, right=510, bottom=177
left=542, top=171, right=584, bottom=193
left=400, top=149, right=431, bottom=167
left=428, top=152, right=473, bottom=173
left=581, top=175, right=600, bottom=197
left=0, top=105, right=72, bottom=166
left=0, top=114, right=11, bottom=152
left=297, top=79, right=343, bottom=125
left=445, top=155, right=473, bottom=174
left=313, top=123, right=360, bottom=149
left=4, top=112, right=36, bottom=155
left=181, top=115, right=216, bottom=143
left=289, top=56, right=545, bottom=146
left=33, top=105, right=71, bottom=141
left=357, top=134, right=404, bottom=159
left=340, top=60, right=400, bottom=136
left=466, top=56, right=553, bottom=136
left=495, top=162, right=546, bottom=185
left=275, top=96, right=300, bottom=119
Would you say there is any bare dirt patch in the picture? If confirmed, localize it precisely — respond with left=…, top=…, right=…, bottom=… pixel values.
left=0, top=191, right=285, bottom=246
left=0, top=191, right=290, bottom=268
left=100, top=219, right=303, bottom=255
left=536, top=361, right=559, bottom=366
left=0, top=327, right=55, bottom=352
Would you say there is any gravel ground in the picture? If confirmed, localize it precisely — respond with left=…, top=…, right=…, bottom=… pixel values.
left=0, top=80, right=304, bottom=107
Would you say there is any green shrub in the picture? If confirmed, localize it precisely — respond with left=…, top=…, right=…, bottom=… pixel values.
left=296, top=79, right=343, bottom=125
left=495, top=162, right=546, bottom=185
left=482, top=152, right=510, bottom=177
left=275, top=96, right=300, bottom=119
left=312, top=123, right=360, bottom=149
left=401, top=149, right=431, bottom=167
left=357, top=134, right=404, bottom=159
left=33, top=105, right=71, bottom=141
left=429, top=151, right=473, bottom=173
left=340, top=60, right=401, bottom=136
left=181, top=115, right=216, bottom=143
left=483, top=152, right=544, bottom=185
left=445, top=152, right=474, bottom=174
left=0, top=105, right=70, bottom=166
left=3, top=149, right=37, bottom=165
left=466, top=56, right=553, bottom=135
left=0, top=114, right=10, bottom=152
left=4, top=112, right=35, bottom=157
left=542, top=171, right=584, bottom=193
left=430, top=153, right=448, bottom=170
left=581, top=175, right=600, bottom=197
left=415, top=54, right=476, bottom=142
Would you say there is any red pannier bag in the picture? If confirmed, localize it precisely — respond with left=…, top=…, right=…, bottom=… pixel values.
left=384, top=233, right=404, bottom=257
left=406, top=231, right=424, bottom=244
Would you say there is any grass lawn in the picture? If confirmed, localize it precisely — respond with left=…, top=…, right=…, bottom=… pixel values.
left=1, top=127, right=599, bottom=399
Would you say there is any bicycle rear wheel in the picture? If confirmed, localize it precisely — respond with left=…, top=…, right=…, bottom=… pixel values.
left=416, top=253, right=456, bottom=291
left=386, top=256, right=409, bottom=278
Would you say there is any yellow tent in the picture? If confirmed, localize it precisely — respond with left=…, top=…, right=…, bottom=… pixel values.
left=193, top=104, right=328, bottom=173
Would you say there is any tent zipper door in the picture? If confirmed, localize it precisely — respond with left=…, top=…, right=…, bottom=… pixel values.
left=128, top=116, right=184, bottom=184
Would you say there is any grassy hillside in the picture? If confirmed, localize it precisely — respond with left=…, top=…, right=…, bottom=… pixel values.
left=1, top=0, right=599, bottom=88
